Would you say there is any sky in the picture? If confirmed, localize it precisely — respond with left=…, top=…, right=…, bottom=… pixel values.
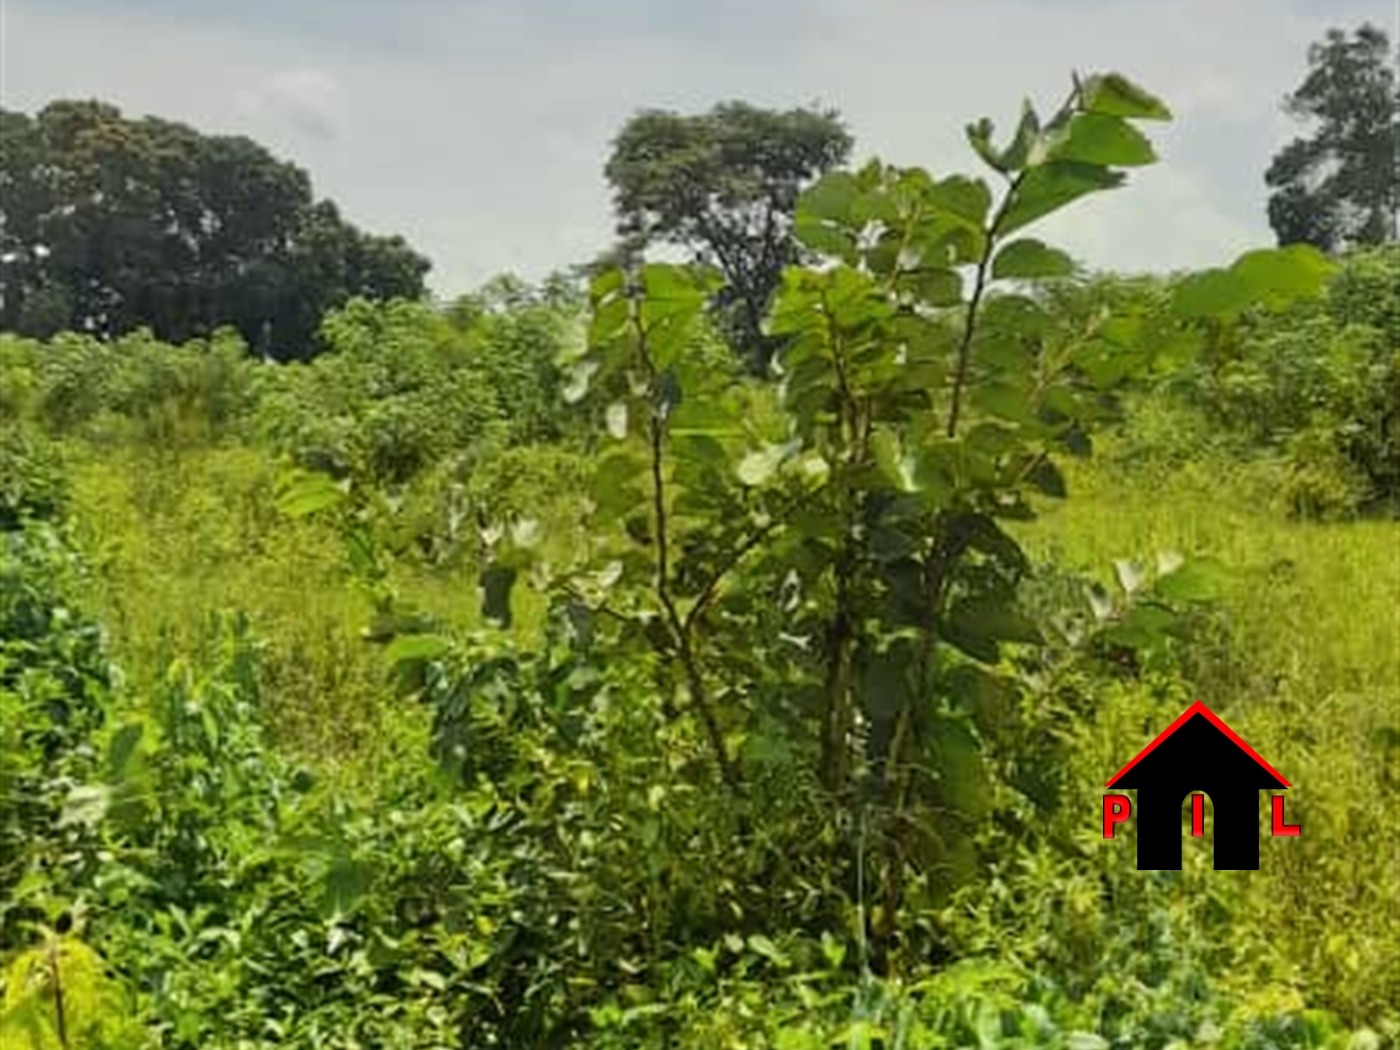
left=1, top=0, right=1395, bottom=300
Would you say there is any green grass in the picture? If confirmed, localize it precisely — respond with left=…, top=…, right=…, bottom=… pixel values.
left=1018, top=446, right=1400, bottom=1024
left=51, top=427, right=1400, bottom=1024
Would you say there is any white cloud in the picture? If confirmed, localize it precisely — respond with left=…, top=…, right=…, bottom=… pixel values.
left=3, top=0, right=1386, bottom=297
left=238, top=69, right=348, bottom=142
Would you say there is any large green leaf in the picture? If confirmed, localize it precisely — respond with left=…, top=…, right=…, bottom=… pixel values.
left=1169, top=268, right=1250, bottom=318
left=384, top=633, right=451, bottom=664
left=902, top=266, right=964, bottom=306
left=1099, top=603, right=1179, bottom=650
left=927, top=175, right=993, bottom=229
left=931, top=718, right=991, bottom=819
left=997, top=161, right=1125, bottom=236
left=1043, top=112, right=1157, bottom=167
left=277, top=472, right=347, bottom=518
left=947, top=664, right=1022, bottom=740
left=1229, top=245, right=1334, bottom=302
left=1172, top=245, right=1335, bottom=318
left=971, top=382, right=1037, bottom=425
left=793, top=216, right=859, bottom=262
left=797, top=171, right=861, bottom=225
left=1079, top=72, right=1173, bottom=120
left=1154, top=556, right=1232, bottom=603
left=943, top=595, right=1043, bottom=662
left=991, top=238, right=1076, bottom=280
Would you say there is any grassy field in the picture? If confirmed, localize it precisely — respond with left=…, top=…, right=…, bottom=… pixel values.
left=6, top=366, right=1388, bottom=1045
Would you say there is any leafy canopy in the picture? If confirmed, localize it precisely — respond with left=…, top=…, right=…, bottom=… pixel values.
left=0, top=100, right=430, bottom=358
left=1265, top=24, right=1399, bottom=251
left=604, top=101, right=853, bottom=373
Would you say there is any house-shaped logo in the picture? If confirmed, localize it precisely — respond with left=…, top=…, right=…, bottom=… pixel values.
left=1102, top=701, right=1299, bottom=870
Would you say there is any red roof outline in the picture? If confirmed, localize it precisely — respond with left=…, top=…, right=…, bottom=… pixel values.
left=1105, top=700, right=1290, bottom=788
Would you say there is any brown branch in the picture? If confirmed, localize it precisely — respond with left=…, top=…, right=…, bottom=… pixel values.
left=948, top=82, right=1083, bottom=440
left=47, top=931, right=69, bottom=1050
left=629, top=285, right=743, bottom=792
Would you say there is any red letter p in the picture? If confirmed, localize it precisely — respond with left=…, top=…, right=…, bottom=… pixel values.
left=1103, top=794, right=1131, bottom=838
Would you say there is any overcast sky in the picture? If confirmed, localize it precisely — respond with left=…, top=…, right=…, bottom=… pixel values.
left=1, top=0, right=1394, bottom=298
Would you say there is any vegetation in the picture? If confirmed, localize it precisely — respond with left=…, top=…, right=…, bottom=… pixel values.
left=0, top=100, right=429, bottom=357
left=604, top=101, right=853, bottom=372
left=1, top=35, right=1397, bottom=1050
left=1265, top=23, right=1399, bottom=251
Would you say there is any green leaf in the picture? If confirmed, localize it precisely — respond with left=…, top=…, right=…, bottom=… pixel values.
left=58, top=784, right=110, bottom=830
left=927, top=175, right=993, bottom=229
left=931, top=718, right=990, bottom=819
left=794, top=217, right=859, bottom=262
left=966, top=118, right=1003, bottom=172
left=972, top=382, right=1036, bottom=425
left=997, top=161, right=1125, bottom=236
left=1043, top=112, right=1157, bottom=167
left=1169, top=269, right=1250, bottom=318
left=1229, top=245, right=1334, bottom=303
left=1079, top=73, right=1173, bottom=120
left=106, top=722, right=145, bottom=781
left=797, top=172, right=861, bottom=224
left=277, top=472, right=347, bottom=518
left=590, top=267, right=626, bottom=302
left=991, top=238, right=1076, bottom=280
left=1171, top=246, right=1334, bottom=318
left=944, top=595, right=1042, bottom=662
left=903, top=267, right=964, bottom=306
left=947, top=664, right=1021, bottom=739
left=746, top=934, right=791, bottom=968
left=670, top=398, right=742, bottom=438
left=323, top=857, right=373, bottom=917
left=595, top=450, right=646, bottom=489
left=871, top=430, right=918, bottom=493
left=480, top=563, right=518, bottom=627
left=1026, top=458, right=1067, bottom=498
left=979, top=293, right=1050, bottom=337
left=966, top=102, right=1041, bottom=174
left=737, top=443, right=789, bottom=487
left=795, top=218, right=856, bottom=263
left=997, top=100, right=1042, bottom=172
left=1154, top=557, right=1231, bottom=603
left=383, top=633, right=451, bottom=664
left=1067, top=1033, right=1111, bottom=1050
left=606, top=401, right=629, bottom=439
left=1100, top=604, right=1179, bottom=650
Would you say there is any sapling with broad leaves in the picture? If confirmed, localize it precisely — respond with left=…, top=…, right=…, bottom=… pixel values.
left=302, top=70, right=1332, bottom=972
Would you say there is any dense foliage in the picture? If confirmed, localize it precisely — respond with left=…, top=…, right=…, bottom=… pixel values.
left=1, top=64, right=1397, bottom=1050
left=0, top=100, right=430, bottom=358
left=1265, top=23, right=1399, bottom=252
left=604, top=101, right=853, bottom=372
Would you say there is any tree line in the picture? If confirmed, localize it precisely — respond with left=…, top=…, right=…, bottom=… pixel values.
left=0, top=23, right=1393, bottom=364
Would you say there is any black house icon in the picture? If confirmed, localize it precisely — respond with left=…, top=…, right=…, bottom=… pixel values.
left=1106, top=701, right=1289, bottom=870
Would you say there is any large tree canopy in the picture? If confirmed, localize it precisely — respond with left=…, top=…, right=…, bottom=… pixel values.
left=603, top=101, right=852, bottom=372
left=1264, top=24, right=1399, bottom=252
left=0, top=99, right=430, bottom=359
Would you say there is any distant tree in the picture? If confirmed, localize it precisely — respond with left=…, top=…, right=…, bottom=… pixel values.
left=604, top=101, right=852, bottom=372
left=1265, top=24, right=1399, bottom=252
left=0, top=99, right=430, bottom=358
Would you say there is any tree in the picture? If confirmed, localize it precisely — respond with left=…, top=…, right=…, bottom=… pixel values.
left=0, top=100, right=430, bottom=358
left=1265, top=24, right=1399, bottom=252
left=603, top=101, right=852, bottom=372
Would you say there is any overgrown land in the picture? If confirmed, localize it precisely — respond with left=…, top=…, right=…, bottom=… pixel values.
left=2, top=30, right=1398, bottom=1050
